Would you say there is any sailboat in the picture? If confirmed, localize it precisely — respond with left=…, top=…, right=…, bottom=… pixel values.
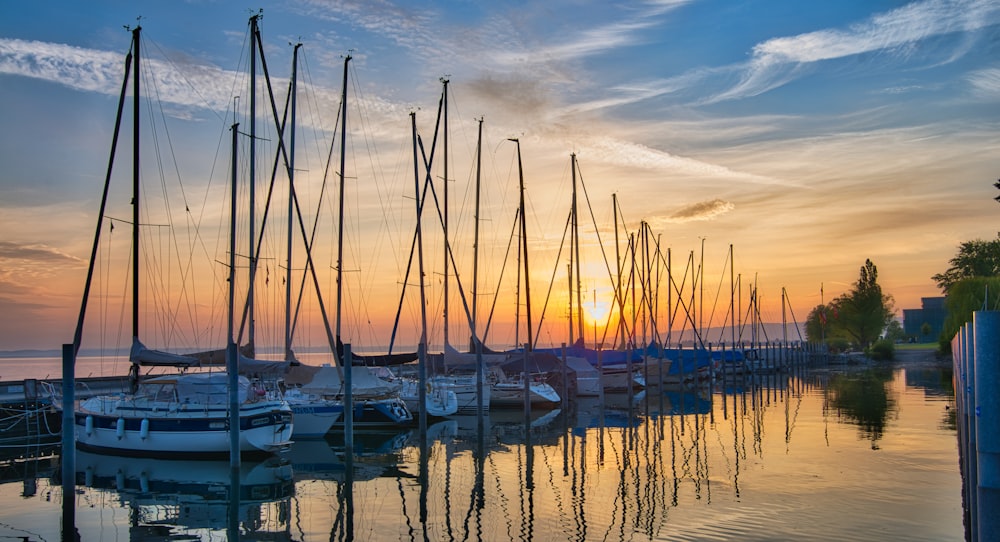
left=278, top=54, right=412, bottom=428
left=72, top=26, right=293, bottom=457
left=235, top=18, right=343, bottom=439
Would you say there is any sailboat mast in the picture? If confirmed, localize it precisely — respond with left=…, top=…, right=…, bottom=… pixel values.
left=131, top=26, right=141, bottom=342
left=334, top=55, right=351, bottom=354
left=442, top=79, right=450, bottom=352
left=730, top=244, right=736, bottom=349
left=411, top=111, right=429, bottom=425
left=228, top=119, right=241, bottom=467
left=473, top=118, right=484, bottom=411
left=472, top=121, right=483, bottom=338
left=512, top=139, right=533, bottom=412
left=571, top=154, right=584, bottom=345
left=285, top=43, right=301, bottom=360
left=248, top=14, right=259, bottom=349
left=613, top=194, right=623, bottom=349
left=228, top=123, right=239, bottom=350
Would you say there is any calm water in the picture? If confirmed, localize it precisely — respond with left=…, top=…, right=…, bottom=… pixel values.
left=0, top=360, right=962, bottom=541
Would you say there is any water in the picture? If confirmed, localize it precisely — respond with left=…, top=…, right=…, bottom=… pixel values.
left=0, top=359, right=962, bottom=541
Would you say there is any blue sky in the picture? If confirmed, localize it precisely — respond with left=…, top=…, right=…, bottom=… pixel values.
left=1, top=0, right=998, bottom=351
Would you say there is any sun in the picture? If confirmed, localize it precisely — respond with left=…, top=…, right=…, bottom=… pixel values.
left=583, top=299, right=612, bottom=328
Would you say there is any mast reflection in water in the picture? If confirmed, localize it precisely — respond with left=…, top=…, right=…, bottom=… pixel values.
left=0, top=362, right=963, bottom=541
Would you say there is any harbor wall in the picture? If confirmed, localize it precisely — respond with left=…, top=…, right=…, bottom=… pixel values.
left=951, top=310, right=1000, bottom=542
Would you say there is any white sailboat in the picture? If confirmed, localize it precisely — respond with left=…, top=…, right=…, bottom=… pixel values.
left=72, top=26, right=293, bottom=457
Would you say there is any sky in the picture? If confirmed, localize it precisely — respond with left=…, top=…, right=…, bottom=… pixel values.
left=0, top=0, right=998, bottom=353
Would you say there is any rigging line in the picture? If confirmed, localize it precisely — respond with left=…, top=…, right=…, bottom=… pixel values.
left=346, top=61, right=403, bottom=313
left=145, top=34, right=229, bottom=124
left=290, top=59, right=342, bottom=346
left=145, top=49, right=207, bottom=349
left=482, top=208, right=520, bottom=347
left=702, top=246, right=731, bottom=341
left=419, top=138, right=482, bottom=347
left=73, top=45, right=131, bottom=355
left=139, top=64, right=183, bottom=347
left=384, top=98, right=444, bottom=351
left=235, top=81, right=292, bottom=346
left=388, top=130, right=440, bottom=354
left=784, top=290, right=805, bottom=342
left=532, top=209, right=573, bottom=349
left=666, top=253, right=707, bottom=348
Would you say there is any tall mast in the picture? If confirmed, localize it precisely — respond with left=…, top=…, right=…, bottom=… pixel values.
left=334, top=54, right=351, bottom=358
left=411, top=111, right=429, bottom=428
left=473, top=119, right=484, bottom=411
left=285, top=43, right=301, bottom=360
left=512, top=139, right=533, bottom=412
left=613, top=194, right=623, bottom=348
left=571, top=154, right=584, bottom=345
left=227, top=119, right=240, bottom=467
left=442, top=78, right=450, bottom=351
left=248, top=14, right=259, bottom=348
left=730, top=244, right=736, bottom=349
left=131, top=26, right=141, bottom=343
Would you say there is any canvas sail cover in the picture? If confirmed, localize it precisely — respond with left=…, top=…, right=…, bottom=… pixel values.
left=129, top=338, right=199, bottom=367
left=286, top=364, right=401, bottom=398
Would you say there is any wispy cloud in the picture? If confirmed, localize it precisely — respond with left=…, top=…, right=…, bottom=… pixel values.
left=0, top=38, right=236, bottom=111
left=666, top=199, right=735, bottom=222
left=707, top=0, right=1000, bottom=103
left=577, top=136, right=797, bottom=187
left=0, top=39, right=124, bottom=94
left=0, top=36, right=356, bottom=130
left=968, top=67, right=1000, bottom=99
left=0, top=241, right=84, bottom=265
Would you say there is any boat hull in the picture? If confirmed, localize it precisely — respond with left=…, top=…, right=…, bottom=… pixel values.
left=288, top=401, right=342, bottom=438
left=490, top=381, right=560, bottom=409
left=75, top=396, right=293, bottom=458
left=334, top=397, right=413, bottom=428
left=430, top=375, right=491, bottom=413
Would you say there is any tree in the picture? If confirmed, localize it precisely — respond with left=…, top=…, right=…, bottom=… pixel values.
left=932, top=236, right=1000, bottom=294
left=939, top=276, right=1000, bottom=351
left=831, top=259, right=895, bottom=349
left=805, top=304, right=829, bottom=343
left=884, top=319, right=905, bottom=343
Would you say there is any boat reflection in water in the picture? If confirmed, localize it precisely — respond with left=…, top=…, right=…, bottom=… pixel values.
left=73, top=450, right=293, bottom=539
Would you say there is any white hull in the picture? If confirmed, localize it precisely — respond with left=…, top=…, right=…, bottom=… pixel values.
left=74, top=373, right=293, bottom=457
left=429, top=375, right=491, bottom=413
left=284, top=390, right=342, bottom=438
left=575, top=375, right=603, bottom=396
left=637, top=357, right=678, bottom=386
left=76, top=396, right=293, bottom=457
left=600, top=366, right=646, bottom=392
left=490, top=380, right=560, bottom=408
left=398, top=379, right=459, bottom=417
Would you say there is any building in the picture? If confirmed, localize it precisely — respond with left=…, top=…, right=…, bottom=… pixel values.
left=902, top=297, right=947, bottom=343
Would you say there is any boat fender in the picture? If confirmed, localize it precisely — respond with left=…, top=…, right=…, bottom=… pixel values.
left=115, top=470, right=124, bottom=491
left=140, top=418, right=149, bottom=440
left=84, top=467, right=93, bottom=487
left=116, top=417, right=125, bottom=439
left=140, top=472, right=149, bottom=493
left=85, top=415, right=94, bottom=436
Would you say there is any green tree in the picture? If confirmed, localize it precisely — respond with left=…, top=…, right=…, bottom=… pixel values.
left=805, top=304, right=830, bottom=343
left=884, top=319, right=905, bottom=343
left=831, top=259, right=895, bottom=348
left=931, top=236, right=1000, bottom=294
left=939, top=276, right=1000, bottom=351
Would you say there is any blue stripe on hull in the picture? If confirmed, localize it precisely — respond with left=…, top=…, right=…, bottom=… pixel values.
left=75, top=411, right=291, bottom=432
